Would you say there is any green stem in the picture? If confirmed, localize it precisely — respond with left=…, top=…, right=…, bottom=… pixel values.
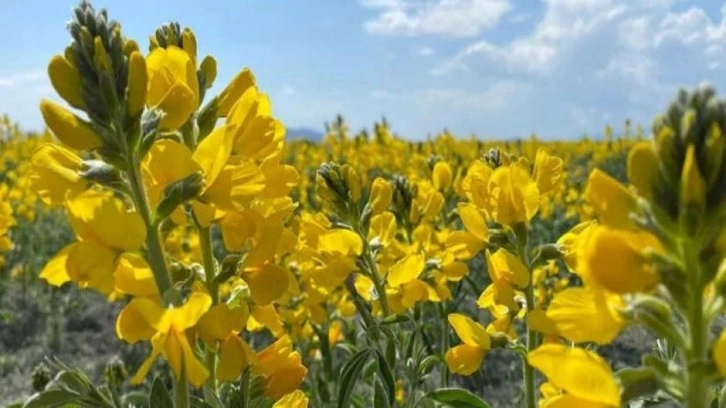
left=684, top=239, right=708, bottom=408
left=199, top=226, right=218, bottom=390
left=127, top=163, right=173, bottom=297
left=175, top=367, right=190, bottom=408
left=438, top=303, right=450, bottom=388
left=365, top=251, right=391, bottom=317
left=523, top=284, right=537, bottom=408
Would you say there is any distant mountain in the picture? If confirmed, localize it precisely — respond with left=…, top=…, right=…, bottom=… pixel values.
left=286, top=126, right=324, bottom=141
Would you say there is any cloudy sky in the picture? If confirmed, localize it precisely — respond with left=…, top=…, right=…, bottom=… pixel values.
left=1, top=0, right=725, bottom=139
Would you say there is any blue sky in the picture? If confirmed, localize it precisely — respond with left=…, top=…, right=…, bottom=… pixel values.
left=1, top=0, right=725, bottom=139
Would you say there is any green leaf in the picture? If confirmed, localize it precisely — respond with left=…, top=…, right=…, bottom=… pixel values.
left=373, top=377, right=392, bottom=408
left=337, top=349, right=373, bottom=408
left=155, top=171, right=204, bottom=221
left=149, top=377, right=174, bottom=408
left=426, top=388, right=491, bottom=408
left=22, top=390, right=80, bottom=408
left=374, top=349, right=395, bottom=406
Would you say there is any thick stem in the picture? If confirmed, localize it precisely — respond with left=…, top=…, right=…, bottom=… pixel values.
left=199, top=226, right=218, bottom=389
left=175, top=366, right=190, bottom=408
left=438, top=303, right=450, bottom=388
left=684, top=240, right=708, bottom=408
left=523, top=284, right=537, bottom=408
left=127, top=163, right=173, bottom=297
left=367, top=252, right=391, bottom=317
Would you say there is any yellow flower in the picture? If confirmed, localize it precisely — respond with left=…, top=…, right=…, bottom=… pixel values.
left=478, top=249, right=529, bottom=310
left=533, top=148, right=563, bottom=195
left=446, top=203, right=488, bottom=260
left=30, top=144, right=89, bottom=205
left=40, top=100, right=103, bottom=151
left=146, top=45, right=200, bottom=131
left=546, top=287, right=625, bottom=344
left=253, top=336, right=308, bottom=400
left=444, top=313, right=491, bottom=375
left=488, top=163, right=539, bottom=226
left=116, top=292, right=212, bottom=387
left=580, top=226, right=661, bottom=294
left=461, top=160, right=493, bottom=212
left=39, top=191, right=146, bottom=295
left=272, top=390, right=309, bottom=408
left=528, top=344, right=620, bottom=407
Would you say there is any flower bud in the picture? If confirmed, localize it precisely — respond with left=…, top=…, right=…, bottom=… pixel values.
left=48, top=55, right=85, bottom=109
left=40, top=99, right=103, bottom=150
left=93, top=36, right=112, bottom=72
left=627, top=142, right=659, bottom=201
left=368, top=177, right=392, bottom=214
left=680, top=145, right=706, bottom=212
left=127, top=51, right=147, bottom=117
left=199, top=56, right=217, bottom=90
left=432, top=161, right=453, bottom=191
left=181, top=28, right=197, bottom=64
left=705, top=122, right=725, bottom=187
left=341, top=164, right=361, bottom=203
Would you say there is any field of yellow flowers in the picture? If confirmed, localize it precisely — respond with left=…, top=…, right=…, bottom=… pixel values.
left=3, top=1, right=726, bottom=408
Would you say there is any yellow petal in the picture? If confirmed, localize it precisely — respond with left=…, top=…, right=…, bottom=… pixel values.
left=272, top=390, right=309, bottom=408
left=197, top=303, right=248, bottom=342
left=585, top=169, right=637, bottom=230
left=170, top=291, right=213, bottom=332
left=193, top=124, right=234, bottom=188
left=580, top=227, right=660, bottom=294
left=31, top=143, right=88, bottom=205
left=66, top=240, right=117, bottom=295
left=444, top=344, right=486, bottom=376
left=713, top=330, right=726, bottom=377
left=245, top=263, right=289, bottom=306
left=445, top=231, right=485, bottom=261
left=486, top=249, right=529, bottom=288
left=387, top=253, right=425, bottom=287
left=67, top=191, right=146, bottom=252
left=157, top=81, right=197, bottom=131
left=113, top=253, right=159, bottom=298
left=533, top=149, right=563, bottom=195
left=178, top=329, right=210, bottom=388
left=448, top=313, right=490, bottom=349
left=40, top=99, right=103, bottom=150
left=528, top=344, right=620, bottom=407
left=318, top=229, right=363, bottom=257
left=39, top=244, right=74, bottom=286
left=546, top=287, right=625, bottom=344
left=217, top=335, right=252, bottom=382
left=116, top=300, right=156, bottom=343
left=457, top=203, right=488, bottom=242
left=218, top=68, right=256, bottom=117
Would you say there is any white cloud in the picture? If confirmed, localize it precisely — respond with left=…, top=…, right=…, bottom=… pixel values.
left=417, top=80, right=531, bottom=111
left=417, top=46, right=435, bottom=56
left=0, top=71, right=45, bottom=88
left=280, top=85, right=296, bottom=96
left=362, top=0, right=512, bottom=37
